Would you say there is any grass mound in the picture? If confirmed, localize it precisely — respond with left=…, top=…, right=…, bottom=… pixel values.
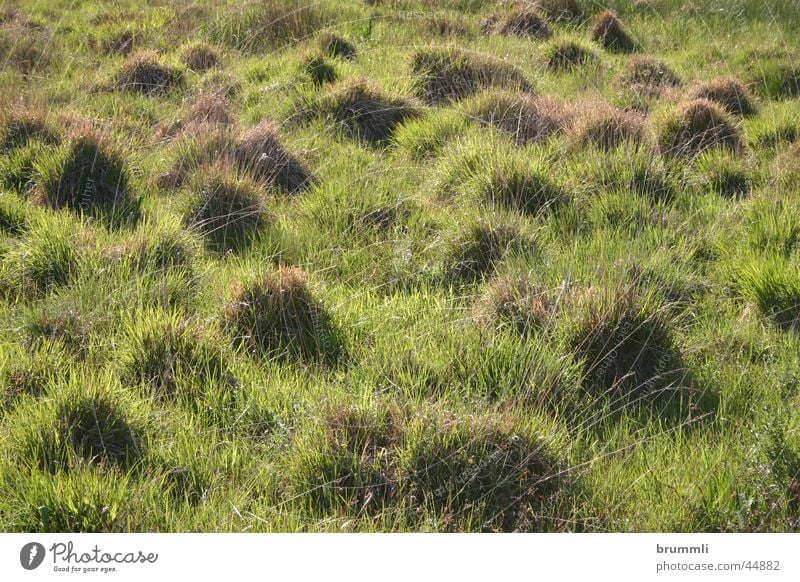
left=0, top=20, right=50, bottom=73
left=121, top=311, right=227, bottom=401
left=291, top=402, right=567, bottom=531
left=411, top=48, right=532, bottom=104
left=488, top=7, right=551, bottom=39
left=301, top=53, right=338, bottom=86
left=436, top=140, right=565, bottom=215
left=31, top=125, right=136, bottom=219
left=179, top=42, right=220, bottom=73
left=318, top=31, right=356, bottom=60
left=54, top=394, right=140, bottom=469
left=619, top=56, right=680, bottom=96
left=443, top=221, right=526, bottom=283
left=658, top=98, right=743, bottom=157
left=165, top=121, right=314, bottom=193
left=569, top=105, right=648, bottom=151
left=590, top=10, right=635, bottom=52
left=188, top=92, right=233, bottom=126
left=208, top=0, right=332, bottom=52
left=224, top=267, right=343, bottom=364
left=182, top=164, right=269, bottom=250
left=12, top=389, right=144, bottom=472
left=0, top=215, right=82, bottom=299
left=235, top=121, right=315, bottom=190
left=1, top=107, right=60, bottom=152
left=475, top=271, right=553, bottom=335
left=391, top=110, right=470, bottom=159
left=569, top=286, right=676, bottom=399
left=113, top=51, right=183, bottom=95
left=693, top=150, right=752, bottom=198
left=545, top=39, right=597, bottom=71
left=91, top=23, right=140, bottom=56
left=294, top=403, right=405, bottom=514
left=734, top=259, right=800, bottom=329
left=22, top=304, right=90, bottom=358
left=403, top=410, right=564, bottom=531
left=421, top=14, right=470, bottom=37
left=775, top=143, right=800, bottom=184
left=313, top=80, right=419, bottom=144
left=575, top=144, right=676, bottom=201
left=753, top=62, right=800, bottom=100
left=535, top=0, right=584, bottom=22
left=0, top=194, right=28, bottom=235
left=462, top=90, right=568, bottom=144
left=688, top=77, right=757, bottom=117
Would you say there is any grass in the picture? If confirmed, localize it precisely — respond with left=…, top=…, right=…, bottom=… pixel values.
left=1, top=0, right=800, bottom=534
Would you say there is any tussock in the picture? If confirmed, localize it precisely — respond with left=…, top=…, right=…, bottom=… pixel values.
left=658, top=98, right=743, bottom=157
left=444, top=221, right=526, bottom=283
left=163, top=121, right=314, bottom=193
left=411, top=47, right=532, bottom=104
left=570, top=285, right=676, bottom=399
left=590, top=10, right=635, bottom=52
left=235, top=121, right=315, bottom=191
left=688, top=77, right=757, bottom=117
left=180, top=42, right=220, bottom=72
left=292, top=401, right=567, bottom=531
left=224, top=267, right=343, bottom=364
left=535, top=0, right=584, bottom=23
left=545, top=39, right=597, bottom=71
left=31, top=124, right=136, bottom=218
left=475, top=271, right=553, bottom=335
left=569, top=104, right=649, bottom=151
left=319, top=32, right=356, bottom=60
left=122, top=312, right=227, bottom=401
left=1, top=106, right=60, bottom=152
left=182, top=164, right=269, bottom=250
left=54, top=394, right=142, bottom=469
left=209, top=1, right=332, bottom=52
left=619, top=56, right=681, bottom=96
left=313, top=80, right=419, bottom=144
left=113, top=51, right=183, bottom=95
left=488, top=7, right=551, bottom=39
left=462, top=90, right=569, bottom=144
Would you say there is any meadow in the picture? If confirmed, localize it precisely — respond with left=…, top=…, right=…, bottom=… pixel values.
left=1, top=0, right=799, bottom=532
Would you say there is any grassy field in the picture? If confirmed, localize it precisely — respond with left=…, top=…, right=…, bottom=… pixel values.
left=1, top=0, right=799, bottom=532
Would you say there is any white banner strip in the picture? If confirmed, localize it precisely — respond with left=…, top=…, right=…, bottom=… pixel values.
left=1, top=534, right=797, bottom=581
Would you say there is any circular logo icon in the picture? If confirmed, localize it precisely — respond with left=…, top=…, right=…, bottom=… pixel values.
left=20, top=542, right=46, bottom=570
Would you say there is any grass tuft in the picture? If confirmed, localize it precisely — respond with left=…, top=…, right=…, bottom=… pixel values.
left=443, top=220, right=527, bottom=283
left=121, top=311, right=227, bottom=401
left=179, top=42, right=220, bottom=73
left=569, top=104, right=648, bottom=151
left=618, top=56, right=680, bottom=97
left=475, top=271, right=553, bottom=335
left=545, top=39, right=597, bottom=71
left=688, top=77, right=757, bottom=117
left=224, top=266, right=343, bottom=364
left=462, top=90, right=568, bottom=144
left=182, top=163, right=269, bottom=250
left=311, top=80, right=419, bottom=144
left=488, top=7, right=551, bottom=39
left=208, top=0, right=332, bottom=52
left=113, top=51, right=183, bottom=95
left=590, top=10, right=635, bottom=53
left=569, top=285, right=677, bottom=400
left=411, top=47, right=531, bottom=104
left=657, top=99, right=743, bottom=157
left=31, top=124, right=139, bottom=221
left=318, top=31, right=356, bottom=60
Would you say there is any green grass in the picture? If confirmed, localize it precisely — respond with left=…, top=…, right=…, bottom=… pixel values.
left=1, top=0, right=800, bottom=533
